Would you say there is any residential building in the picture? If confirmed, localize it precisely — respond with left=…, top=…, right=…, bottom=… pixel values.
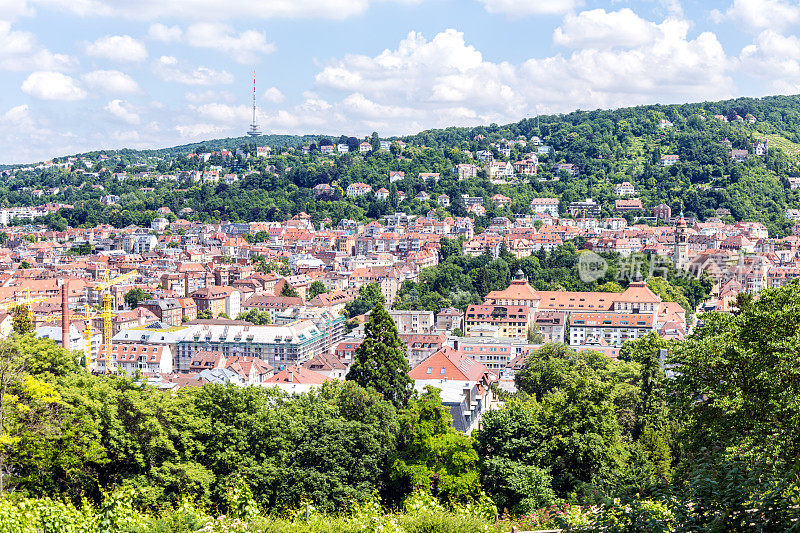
left=731, top=149, right=749, bottom=162
left=95, top=344, right=173, bottom=375
left=660, top=154, right=680, bottom=166
left=452, top=164, right=478, bottom=180
left=552, top=163, right=579, bottom=177
left=530, top=198, right=560, bottom=218
left=175, top=320, right=329, bottom=372
left=463, top=304, right=533, bottom=339
left=388, top=309, right=435, bottom=334
left=139, top=298, right=183, bottom=326
left=409, top=346, right=496, bottom=434
left=615, top=198, right=644, bottom=211
left=568, top=198, right=601, bottom=218
left=191, top=286, right=242, bottom=318
left=614, top=182, right=636, bottom=196
left=346, top=182, right=373, bottom=197
left=435, top=307, right=464, bottom=332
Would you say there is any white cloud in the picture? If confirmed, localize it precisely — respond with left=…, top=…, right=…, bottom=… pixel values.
left=476, top=0, right=579, bottom=16
left=192, top=102, right=251, bottom=123
left=308, top=25, right=733, bottom=137
left=262, top=87, right=285, bottom=103
left=711, top=0, right=800, bottom=32
left=341, top=93, right=415, bottom=118
left=35, top=0, right=395, bottom=20
left=521, top=21, right=731, bottom=108
left=661, top=0, right=684, bottom=18
left=21, top=71, right=86, bottom=100
left=553, top=9, right=662, bottom=49
left=740, top=30, right=800, bottom=93
left=316, top=29, right=516, bottom=109
left=82, top=70, right=142, bottom=94
left=111, top=130, right=141, bottom=142
left=174, top=122, right=228, bottom=140
left=153, top=55, right=234, bottom=85
left=185, top=89, right=236, bottom=103
left=105, top=99, right=141, bottom=124
left=3, top=104, right=35, bottom=128
left=184, top=23, right=276, bottom=63
left=148, top=23, right=182, bottom=43
left=0, top=21, right=75, bottom=71
left=298, top=91, right=332, bottom=112
left=0, top=0, right=34, bottom=21
left=85, top=35, right=148, bottom=62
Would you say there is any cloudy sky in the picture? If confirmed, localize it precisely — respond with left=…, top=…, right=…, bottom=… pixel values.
left=0, top=0, right=797, bottom=163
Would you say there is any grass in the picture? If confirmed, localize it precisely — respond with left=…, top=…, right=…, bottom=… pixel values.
left=756, top=132, right=800, bottom=158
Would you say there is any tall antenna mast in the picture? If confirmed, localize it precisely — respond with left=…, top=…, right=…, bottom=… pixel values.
left=247, top=70, right=262, bottom=137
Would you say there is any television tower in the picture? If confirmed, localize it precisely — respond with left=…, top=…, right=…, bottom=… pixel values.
left=247, top=71, right=262, bottom=137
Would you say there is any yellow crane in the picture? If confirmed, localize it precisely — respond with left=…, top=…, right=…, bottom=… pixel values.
left=72, top=311, right=101, bottom=372
left=38, top=310, right=100, bottom=371
left=91, top=270, right=138, bottom=370
left=42, top=270, right=140, bottom=374
left=0, top=288, right=49, bottom=314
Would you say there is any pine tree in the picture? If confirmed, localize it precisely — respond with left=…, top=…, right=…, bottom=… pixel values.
left=346, top=303, right=413, bottom=408
left=11, top=305, right=33, bottom=335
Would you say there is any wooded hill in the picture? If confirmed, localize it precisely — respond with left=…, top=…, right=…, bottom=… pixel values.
left=5, top=94, right=800, bottom=236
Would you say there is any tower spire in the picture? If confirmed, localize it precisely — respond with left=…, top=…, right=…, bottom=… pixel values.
left=247, top=70, right=262, bottom=137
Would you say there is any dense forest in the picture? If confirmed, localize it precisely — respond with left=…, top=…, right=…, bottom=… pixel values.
left=2, top=277, right=800, bottom=531
left=5, top=94, right=800, bottom=237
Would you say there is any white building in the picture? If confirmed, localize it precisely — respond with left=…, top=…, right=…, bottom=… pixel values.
left=346, top=182, right=373, bottom=197
left=151, top=217, right=169, bottom=232
left=95, top=344, right=174, bottom=375
left=614, top=182, right=636, bottom=196
left=529, top=198, right=559, bottom=218
left=388, top=309, right=435, bottom=334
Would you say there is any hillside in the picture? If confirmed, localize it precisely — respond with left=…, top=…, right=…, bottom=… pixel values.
left=4, top=94, right=800, bottom=236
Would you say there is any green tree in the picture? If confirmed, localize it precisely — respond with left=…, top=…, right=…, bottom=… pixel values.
left=344, top=283, right=386, bottom=318
left=280, top=284, right=299, bottom=298
left=236, top=309, right=271, bottom=325
left=346, top=303, right=412, bottom=408
left=515, top=343, right=583, bottom=401
left=672, top=279, right=800, bottom=465
left=475, top=401, right=557, bottom=514
left=527, top=326, right=544, bottom=344
left=124, top=287, right=152, bottom=309
left=197, top=309, right=213, bottom=320
left=18, top=261, right=31, bottom=270
left=439, top=237, right=463, bottom=261
left=389, top=386, right=480, bottom=504
left=308, top=281, right=327, bottom=300
left=597, top=281, right=623, bottom=292
left=10, top=306, right=33, bottom=335
left=619, top=332, right=669, bottom=433
left=646, top=276, right=690, bottom=316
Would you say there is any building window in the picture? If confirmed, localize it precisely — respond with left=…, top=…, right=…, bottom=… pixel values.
left=426, top=367, right=432, bottom=374
left=440, top=367, right=446, bottom=375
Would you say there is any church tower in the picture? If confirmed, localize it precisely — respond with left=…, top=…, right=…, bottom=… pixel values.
left=673, top=211, right=688, bottom=270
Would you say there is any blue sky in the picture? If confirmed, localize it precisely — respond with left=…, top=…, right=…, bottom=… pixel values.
left=0, top=0, right=797, bottom=163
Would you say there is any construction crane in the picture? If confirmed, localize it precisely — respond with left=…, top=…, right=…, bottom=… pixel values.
left=72, top=311, right=101, bottom=373
left=39, top=310, right=100, bottom=371
left=92, top=270, right=138, bottom=371
left=0, top=288, right=49, bottom=314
